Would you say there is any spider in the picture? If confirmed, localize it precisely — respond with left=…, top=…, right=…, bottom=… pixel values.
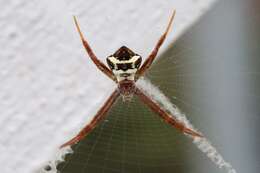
left=60, top=10, right=203, bottom=148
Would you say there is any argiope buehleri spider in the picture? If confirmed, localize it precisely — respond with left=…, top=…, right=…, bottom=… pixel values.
left=60, top=10, right=203, bottom=148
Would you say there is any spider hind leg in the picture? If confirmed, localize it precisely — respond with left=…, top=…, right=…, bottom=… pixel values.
left=135, top=86, right=203, bottom=138
left=60, top=89, right=120, bottom=148
left=136, top=10, right=176, bottom=80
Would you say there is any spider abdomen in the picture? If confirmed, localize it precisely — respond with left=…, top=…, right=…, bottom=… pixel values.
left=106, top=46, right=142, bottom=82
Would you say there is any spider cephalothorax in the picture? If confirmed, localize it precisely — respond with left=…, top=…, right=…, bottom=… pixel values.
left=106, top=46, right=142, bottom=82
left=60, top=10, right=203, bottom=149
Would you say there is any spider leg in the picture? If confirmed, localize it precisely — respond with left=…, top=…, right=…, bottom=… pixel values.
left=60, top=89, right=120, bottom=148
left=73, top=16, right=116, bottom=82
left=135, top=86, right=203, bottom=138
left=136, top=10, right=176, bottom=80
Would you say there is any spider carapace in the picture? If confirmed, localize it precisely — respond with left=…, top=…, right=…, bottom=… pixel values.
left=60, top=10, right=203, bottom=148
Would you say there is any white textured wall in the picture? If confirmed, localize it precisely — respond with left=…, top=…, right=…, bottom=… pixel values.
left=0, top=0, right=216, bottom=172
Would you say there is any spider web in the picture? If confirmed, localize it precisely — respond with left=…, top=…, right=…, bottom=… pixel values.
left=43, top=1, right=260, bottom=173
left=57, top=94, right=194, bottom=173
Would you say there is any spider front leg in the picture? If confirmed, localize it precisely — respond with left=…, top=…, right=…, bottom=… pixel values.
left=73, top=16, right=116, bottom=82
left=136, top=10, right=176, bottom=80
left=60, top=89, right=120, bottom=148
left=135, top=87, right=203, bottom=138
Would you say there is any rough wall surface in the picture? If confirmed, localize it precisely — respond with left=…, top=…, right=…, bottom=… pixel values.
left=0, top=0, right=216, bottom=172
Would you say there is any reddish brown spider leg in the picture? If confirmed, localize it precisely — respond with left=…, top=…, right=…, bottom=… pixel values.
left=135, top=87, right=203, bottom=138
left=135, top=10, right=176, bottom=80
left=73, top=16, right=116, bottom=82
left=60, top=89, right=120, bottom=148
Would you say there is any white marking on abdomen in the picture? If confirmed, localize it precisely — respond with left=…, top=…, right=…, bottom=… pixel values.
left=113, top=69, right=136, bottom=82
left=108, top=56, right=140, bottom=64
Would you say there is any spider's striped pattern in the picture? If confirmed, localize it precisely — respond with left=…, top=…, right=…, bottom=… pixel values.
left=107, top=46, right=142, bottom=82
left=60, top=10, right=202, bottom=148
